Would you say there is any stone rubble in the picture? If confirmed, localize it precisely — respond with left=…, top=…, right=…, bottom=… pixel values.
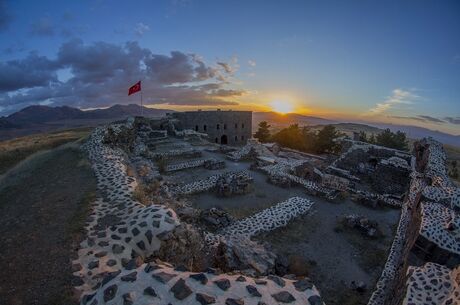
left=74, top=120, right=324, bottom=305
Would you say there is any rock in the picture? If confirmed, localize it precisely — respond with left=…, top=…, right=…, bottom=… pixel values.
left=152, top=271, right=176, bottom=283
left=225, top=298, right=244, bottom=305
left=170, top=278, right=192, bottom=300
left=293, top=278, right=313, bottom=291
left=157, top=230, right=173, bottom=241
left=112, top=244, right=125, bottom=254
left=214, top=278, right=231, bottom=290
left=101, top=271, right=121, bottom=287
left=143, top=286, right=157, bottom=297
left=254, top=279, right=267, bottom=285
left=236, top=275, right=246, bottom=282
left=177, top=207, right=196, bottom=220
left=88, top=261, right=99, bottom=269
left=174, top=265, right=189, bottom=272
left=121, top=271, right=137, bottom=282
left=190, top=273, right=208, bottom=284
left=123, top=259, right=138, bottom=270
left=246, top=285, right=262, bottom=297
left=72, top=263, right=82, bottom=272
left=71, top=275, right=84, bottom=286
left=271, top=291, right=296, bottom=303
left=268, top=275, right=285, bottom=287
left=196, top=293, right=216, bottom=305
left=81, top=293, right=96, bottom=305
left=95, top=251, right=107, bottom=258
left=106, top=259, right=117, bottom=267
left=308, top=295, right=323, bottom=305
left=144, top=262, right=161, bottom=273
left=122, top=292, right=134, bottom=305
left=275, top=255, right=289, bottom=276
left=103, top=284, right=117, bottom=302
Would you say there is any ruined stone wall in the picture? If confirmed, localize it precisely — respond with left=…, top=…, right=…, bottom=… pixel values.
left=367, top=142, right=427, bottom=305
left=172, top=110, right=252, bottom=145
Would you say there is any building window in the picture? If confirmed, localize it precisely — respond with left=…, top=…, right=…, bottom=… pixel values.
left=241, top=135, right=244, bottom=140
left=242, top=123, right=245, bottom=128
left=224, top=124, right=227, bottom=130
left=215, top=137, right=218, bottom=143
left=195, top=125, right=198, bottom=131
left=235, top=123, right=238, bottom=129
left=234, top=136, right=238, bottom=142
left=203, top=125, right=207, bottom=131
left=217, top=124, right=220, bottom=130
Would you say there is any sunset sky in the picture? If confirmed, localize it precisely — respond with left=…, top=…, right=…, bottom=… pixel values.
left=0, top=0, right=459, bottom=134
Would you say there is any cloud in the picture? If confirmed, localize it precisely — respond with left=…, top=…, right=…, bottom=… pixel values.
left=390, top=115, right=446, bottom=124
left=0, top=52, right=59, bottom=92
left=417, top=115, right=445, bottom=124
left=0, top=0, right=12, bottom=32
left=217, top=56, right=239, bottom=75
left=368, top=88, right=418, bottom=115
left=30, top=17, right=56, bottom=36
left=248, top=60, right=256, bottom=67
left=0, top=40, right=244, bottom=114
left=445, top=117, right=460, bottom=125
left=134, top=22, right=150, bottom=36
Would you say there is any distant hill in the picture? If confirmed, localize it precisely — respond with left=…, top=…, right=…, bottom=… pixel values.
left=367, top=123, right=460, bottom=147
left=253, top=112, right=335, bottom=127
left=253, top=112, right=459, bottom=147
left=0, top=104, right=172, bottom=140
left=2, top=104, right=171, bottom=127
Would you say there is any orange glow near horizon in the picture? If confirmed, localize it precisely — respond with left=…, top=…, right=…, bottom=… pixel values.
left=269, top=100, right=294, bottom=114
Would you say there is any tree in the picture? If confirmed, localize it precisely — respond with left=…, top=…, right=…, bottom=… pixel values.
left=358, top=131, right=368, bottom=142
left=368, top=134, right=376, bottom=144
left=375, top=128, right=408, bottom=151
left=254, top=121, right=271, bottom=143
left=315, top=125, right=341, bottom=154
left=272, top=124, right=305, bottom=150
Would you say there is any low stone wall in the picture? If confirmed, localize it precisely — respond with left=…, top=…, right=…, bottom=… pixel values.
left=368, top=138, right=460, bottom=305
left=77, top=121, right=325, bottom=305
left=172, top=171, right=252, bottom=196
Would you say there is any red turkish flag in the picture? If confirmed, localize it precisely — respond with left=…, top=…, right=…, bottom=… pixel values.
left=128, top=81, right=141, bottom=96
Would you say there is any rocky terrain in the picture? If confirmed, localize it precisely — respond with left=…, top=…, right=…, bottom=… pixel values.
left=11, top=115, right=456, bottom=305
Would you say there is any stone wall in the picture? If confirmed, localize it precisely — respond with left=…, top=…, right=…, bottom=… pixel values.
left=172, top=110, right=252, bottom=145
left=367, top=137, right=460, bottom=305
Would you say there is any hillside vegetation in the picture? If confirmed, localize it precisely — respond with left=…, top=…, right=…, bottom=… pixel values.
left=0, top=127, right=92, bottom=175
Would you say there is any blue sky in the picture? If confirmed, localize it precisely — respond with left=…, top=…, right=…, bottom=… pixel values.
left=0, top=0, right=459, bottom=134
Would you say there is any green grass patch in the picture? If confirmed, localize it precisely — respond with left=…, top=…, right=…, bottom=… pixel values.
left=0, top=127, right=92, bottom=174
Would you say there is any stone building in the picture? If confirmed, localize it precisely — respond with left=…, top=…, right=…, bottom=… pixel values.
left=172, top=110, right=252, bottom=145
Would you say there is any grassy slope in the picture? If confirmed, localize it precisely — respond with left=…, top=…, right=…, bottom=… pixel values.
left=0, top=127, right=92, bottom=175
left=0, top=143, right=96, bottom=305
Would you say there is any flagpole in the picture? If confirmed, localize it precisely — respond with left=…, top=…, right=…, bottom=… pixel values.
left=140, top=88, right=143, bottom=117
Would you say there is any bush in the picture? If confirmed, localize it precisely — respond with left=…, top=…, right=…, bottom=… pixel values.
left=271, top=124, right=342, bottom=154
left=157, top=156, right=168, bottom=173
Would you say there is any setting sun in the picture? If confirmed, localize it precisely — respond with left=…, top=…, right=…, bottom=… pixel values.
left=270, top=100, right=294, bottom=114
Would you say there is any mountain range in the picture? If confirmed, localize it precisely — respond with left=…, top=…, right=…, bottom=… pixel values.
left=1, top=106, right=459, bottom=146
left=0, top=104, right=172, bottom=140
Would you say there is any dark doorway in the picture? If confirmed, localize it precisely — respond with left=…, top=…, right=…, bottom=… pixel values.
left=220, top=135, right=228, bottom=145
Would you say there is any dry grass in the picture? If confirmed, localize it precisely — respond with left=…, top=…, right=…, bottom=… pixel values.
left=0, top=127, right=92, bottom=175
left=132, top=180, right=162, bottom=205
left=126, top=165, right=136, bottom=177
left=444, top=144, right=460, bottom=184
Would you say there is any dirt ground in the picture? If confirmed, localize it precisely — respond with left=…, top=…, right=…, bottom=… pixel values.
left=165, top=147, right=401, bottom=305
left=0, top=144, right=96, bottom=305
